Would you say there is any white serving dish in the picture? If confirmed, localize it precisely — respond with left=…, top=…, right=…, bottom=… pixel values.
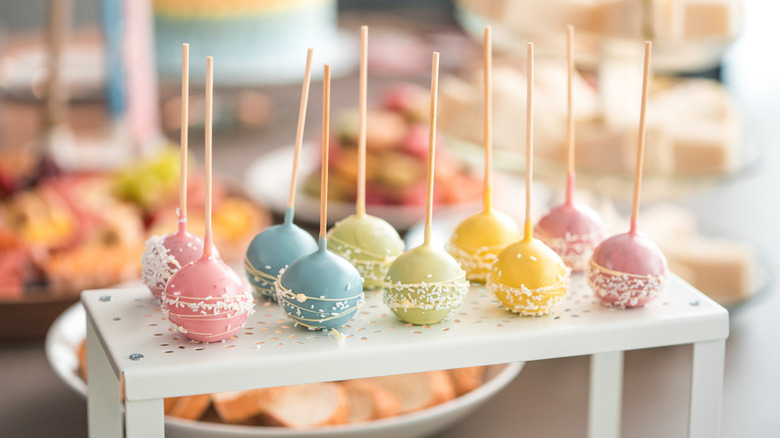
left=46, top=303, right=523, bottom=438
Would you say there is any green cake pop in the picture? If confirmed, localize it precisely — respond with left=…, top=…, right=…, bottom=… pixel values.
left=328, top=26, right=404, bottom=289
left=384, top=53, right=469, bottom=325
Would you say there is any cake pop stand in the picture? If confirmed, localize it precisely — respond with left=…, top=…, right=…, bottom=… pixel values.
left=82, top=275, right=727, bottom=438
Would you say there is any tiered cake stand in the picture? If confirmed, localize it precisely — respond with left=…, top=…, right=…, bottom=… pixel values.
left=82, top=275, right=728, bottom=438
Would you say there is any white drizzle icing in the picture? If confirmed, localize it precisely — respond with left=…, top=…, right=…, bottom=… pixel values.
left=328, top=235, right=399, bottom=288
left=273, top=267, right=365, bottom=329
left=162, top=281, right=255, bottom=338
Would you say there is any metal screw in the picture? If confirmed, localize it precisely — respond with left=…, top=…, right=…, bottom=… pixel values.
left=100, top=296, right=113, bottom=302
left=689, top=300, right=701, bottom=307
left=129, top=353, right=144, bottom=361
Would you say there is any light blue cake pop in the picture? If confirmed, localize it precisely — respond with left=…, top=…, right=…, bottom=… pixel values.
left=275, top=237, right=364, bottom=330
left=245, top=48, right=318, bottom=299
left=245, top=207, right=317, bottom=299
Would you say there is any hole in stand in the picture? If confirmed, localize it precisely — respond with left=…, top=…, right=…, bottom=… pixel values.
left=194, top=348, right=204, bottom=351
left=112, top=317, right=121, bottom=321
left=164, top=351, right=174, bottom=354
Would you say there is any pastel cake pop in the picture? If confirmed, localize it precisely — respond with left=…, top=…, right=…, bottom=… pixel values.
left=245, top=49, right=317, bottom=298
left=448, top=26, right=520, bottom=282
left=142, top=44, right=206, bottom=299
left=163, top=57, right=254, bottom=343
left=487, top=43, right=571, bottom=316
left=275, top=65, right=364, bottom=331
left=535, top=27, right=606, bottom=271
left=384, top=53, right=469, bottom=325
left=588, top=42, right=668, bottom=308
left=328, top=27, right=404, bottom=289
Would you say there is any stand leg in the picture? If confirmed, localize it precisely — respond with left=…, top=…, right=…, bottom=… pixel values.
left=86, top=317, right=122, bottom=438
left=588, top=350, right=624, bottom=438
left=125, top=398, right=165, bottom=438
left=689, top=340, right=725, bottom=438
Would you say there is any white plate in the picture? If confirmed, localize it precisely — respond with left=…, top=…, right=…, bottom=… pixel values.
left=46, top=303, right=523, bottom=438
left=244, top=143, right=550, bottom=230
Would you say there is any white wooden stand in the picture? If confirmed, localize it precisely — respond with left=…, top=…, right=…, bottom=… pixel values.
left=82, top=275, right=728, bottom=438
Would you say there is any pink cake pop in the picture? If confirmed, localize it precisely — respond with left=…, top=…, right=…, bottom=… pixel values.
left=142, top=44, right=209, bottom=299
left=535, top=27, right=605, bottom=271
left=587, top=42, right=668, bottom=308
left=162, top=57, right=254, bottom=342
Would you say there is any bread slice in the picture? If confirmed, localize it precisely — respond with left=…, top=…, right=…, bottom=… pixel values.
left=363, top=371, right=455, bottom=414
left=166, top=394, right=211, bottom=420
left=447, top=367, right=486, bottom=396
left=258, top=382, right=349, bottom=428
left=164, top=397, right=180, bottom=414
left=342, top=379, right=401, bottom=423
left=211, top=388, right=279, bottom=424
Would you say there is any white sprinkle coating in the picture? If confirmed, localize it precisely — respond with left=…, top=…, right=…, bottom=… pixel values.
left=446, top=239, right=505, bottom=282
left=383, top=273, right=469, bottom=322
left=587, top=259, right=668, bottom=309
left=486, top=272, right=570, bottom=316
left=536, top=227, right=606, bottom=271
left=142, top=235, right=181, bottom=291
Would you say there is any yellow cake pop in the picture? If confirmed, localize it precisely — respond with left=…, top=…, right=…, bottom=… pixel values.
left=486, top=43, right=570, bottom=316
left=448, top=26, right=520, bottom=282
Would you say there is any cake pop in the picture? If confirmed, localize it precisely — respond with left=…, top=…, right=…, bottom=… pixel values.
left=328, top=27, right=404, bottom=289
left=245, top=49, right=317, bottom=299
left=487, top=43, right=571, bottom=316
left=142, top=44, right=208, bottom=299
left=588, top=42, right=668, bottom=308
left=535, top=27, right=606, bottom=271
left=448, top=26, right=520, bottom=283
left=384, top=53, right=469, bottom=325
left=163, top=57, right=254, bottom=343
left=275, top=65, right=364, bottom=331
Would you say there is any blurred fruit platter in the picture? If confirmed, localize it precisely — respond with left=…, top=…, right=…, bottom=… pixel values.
left=0, top=147, right=270, bottom=339
left=246, top=82, right=491, bottom=230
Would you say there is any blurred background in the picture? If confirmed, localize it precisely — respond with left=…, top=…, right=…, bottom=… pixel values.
left=0, top=0, right=777, bottom=437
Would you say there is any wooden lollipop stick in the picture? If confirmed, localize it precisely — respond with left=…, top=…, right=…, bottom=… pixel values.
left=565, top=25, right=575, bottom=205
left=424, top=52, right=440, bottom=247
left=179, top=43, right=189, bottom=231
left=630, top=41, right=652, bottom=235
left=203, top=56, right=214, bottom=258
left=356, top=25, right=368, bottom=217
left=483, top=25, right=493, bottom=213
left=288, top=48, right=314, bottom=210
left=524, top=43, right=534, bottom=241
left=321, top=64, right=331, bottom=240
